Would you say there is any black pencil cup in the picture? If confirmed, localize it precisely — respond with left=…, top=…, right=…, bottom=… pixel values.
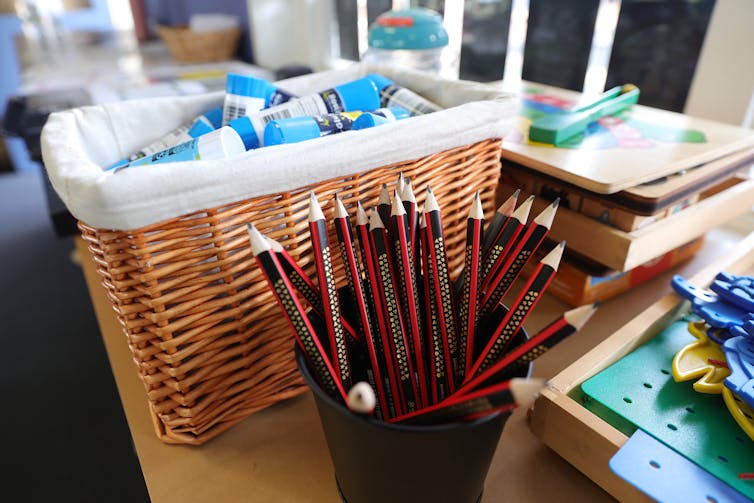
left=297, top=305, right=531, bottom=503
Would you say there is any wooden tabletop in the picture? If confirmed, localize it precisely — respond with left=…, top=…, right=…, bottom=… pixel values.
left=75, top=220, right=752, bottom=502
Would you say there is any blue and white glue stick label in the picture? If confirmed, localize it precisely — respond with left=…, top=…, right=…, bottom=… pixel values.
left=127, top=107, right=223, bottom=161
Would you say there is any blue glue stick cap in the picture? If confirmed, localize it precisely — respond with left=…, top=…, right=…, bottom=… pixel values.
left=334, top=77, right=381, bottom=112
left=226, top=73, right=275, bottom=101
left=228, top=116, right=261, bottom=150
left=352, top=113, right=390, bottom=130
left=365, top=73, right=395, bottom=91
left=384, top=106, right=410, bottom=120
left=264, top=117, right=321, bottom=146
left=203, top=107, right=224, bottom=129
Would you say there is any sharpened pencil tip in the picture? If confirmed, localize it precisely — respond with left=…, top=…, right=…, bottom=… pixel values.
left=541, top=241, right=565, bottom=270
left=401, top=178, right=416, bottom=203
left=356, top=201, right=368, bottom=226
left=334, top=194, right=348, bottom=219
left=512, top=195, right=534, bottom=222
left=369, top=208, right=385, bottom=230
left=563, top=302, right=599, bottom=330
left=263, top=235, right=284, bottom=253
left=379, top=184, right=390, bottom=205
left=308, top=191, right=325, bottom=222
left=510, top=378, right=546, bottom=408
left=247, top=223, right=271, bottom=256
left=423, top=186, right=440, bottom=213
left=392, top=190, right=406, bottom=216
left=496, top=189, right=520, bottom=216
left=533, top=198, right=559, bottom=228
left=470, top=191, right=484, bottom=219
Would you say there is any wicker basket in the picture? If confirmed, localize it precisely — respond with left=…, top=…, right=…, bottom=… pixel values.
left=157, top=25, right=242, bottom=63
left=77, top=138, right=503, bottom=444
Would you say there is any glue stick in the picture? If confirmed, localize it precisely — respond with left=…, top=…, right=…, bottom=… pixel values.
left=365, top=73, right=442, bottom=115
left=263, top=107, right=406, bottom=146
left=120, top=106, right=224, bottom=164
left=112, top=126, right=245, bottom=172
left=229, top=77, right=382, bottom=149
left=222, top=73, right=297, bottom=125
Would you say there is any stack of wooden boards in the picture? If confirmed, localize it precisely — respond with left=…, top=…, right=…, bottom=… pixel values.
left=498, top=82, right=754, bottom=306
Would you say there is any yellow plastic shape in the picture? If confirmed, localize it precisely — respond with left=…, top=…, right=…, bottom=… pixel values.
left=672, top=321, right=731, bottom=394
left=722, top=388, right=754, bottom=442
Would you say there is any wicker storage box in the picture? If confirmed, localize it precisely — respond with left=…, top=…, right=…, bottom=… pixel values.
left=157, top=25, right=242, bottom=63
left=42, top=65, right=515, bottom=444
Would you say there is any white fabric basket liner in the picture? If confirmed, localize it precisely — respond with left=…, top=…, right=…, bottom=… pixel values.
left=42, top=63, right=516, bottom=230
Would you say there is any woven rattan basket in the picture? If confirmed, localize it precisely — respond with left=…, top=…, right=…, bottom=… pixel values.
left=157, top=25, right=242, bottom=63
left=77, top=138, right=503, bottom=444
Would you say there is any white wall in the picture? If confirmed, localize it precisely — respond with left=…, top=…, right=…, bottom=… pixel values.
left=684, top=0, right=754, bottom=127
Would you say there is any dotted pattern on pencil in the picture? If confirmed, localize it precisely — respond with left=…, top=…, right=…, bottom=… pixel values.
left=434, top=236, right=458, bottom=371
left=479, top=291, right=538, bottom=372
left=273, top=278, right=339, bottom=397
left=322, top=245, right=350, bottom=386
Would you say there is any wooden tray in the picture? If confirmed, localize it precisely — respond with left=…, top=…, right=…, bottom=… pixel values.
left=528, top=231, right=754, bottom=501
left=497, top=175, right=754, bottom=271
left=502, top=82, right=754, bottom=194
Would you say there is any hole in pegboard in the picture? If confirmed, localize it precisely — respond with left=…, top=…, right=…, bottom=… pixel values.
left=644, top=382, right=653, bottom=389
left=667, top=423, right=678, bottom=431
left=661, top=369, right=670, bottom=375
left=718, top=456, right=729, bottom=463
left=686, top=407, right=696, bottom=414
left=623, top=397, right=633, bottom=404
left=649, top=460, right=661, bottom=469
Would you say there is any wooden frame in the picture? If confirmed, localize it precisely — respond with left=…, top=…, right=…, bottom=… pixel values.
left=499, top=175, right=754, bottom=271
left=528, top=231, right=754, bottom=501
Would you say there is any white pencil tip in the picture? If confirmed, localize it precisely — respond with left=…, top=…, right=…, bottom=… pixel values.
left=470, top=191, right=484, bottom=219
left=510, top=378, right=547, bottom=408
left=356, top=201, right=368, bottom=226
left=423, top=186, right=440, bottom=213
left=564, top=303, right=599, bottom=330
left=247, top=223, right=271, bottom=256
left=379, top=184, right=390, bottom=205
left=512, top=195, right=534, bottom=223
left=541, top=241, right=565, bottom=270
left=369, top=208, right=385, bottom=230
left=392, top=190, right=406, bottom=216
left=533, top=198, right=559, bottom=228
left=263, top=235, right=284, bottom=253
left=334, top=194, right=348, bottom=219
left=308, top=192, right=325, bottom=222
left=497, top=189, right=520, bottom=216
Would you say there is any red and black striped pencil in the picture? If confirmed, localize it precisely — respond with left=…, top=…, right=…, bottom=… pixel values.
left=480, top=195, right=533, bottom=281
left=309, top=192, right=351, bottom=390
left=468, top=241, right=565, bottom=380
left=457, top=192, right=484, bottom=380
left=247, top=223, right=347, bottom=403
left=480, top=189, right=520, bottom=260
left=333, top=195, right=389, bottom=417
left=377, top=183, right=391, bottom=228
left=460, top=303, right=597, bottom=394
left=389, top=191, right=428, bottom=407
left=400, top=178, right=419, bottom=261
left=370, top=208, right=419, bottom=413
left=356, top=204, right=402, bottom=417
left=420, top=213, right=449, bottom=403
left=423, top=186, right=459, bottom=390
left=479, top=198, right=559, bottom=319
left=390, top=377, right=545, bottom=425
left=265, top=236, right=360, bottom=343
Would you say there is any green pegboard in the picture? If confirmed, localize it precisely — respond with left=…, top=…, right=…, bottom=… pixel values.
left=581, top=318, right=754, bottom=499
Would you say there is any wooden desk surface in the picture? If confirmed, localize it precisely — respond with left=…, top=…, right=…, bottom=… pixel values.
left=75, top=222, right=751, bottom=502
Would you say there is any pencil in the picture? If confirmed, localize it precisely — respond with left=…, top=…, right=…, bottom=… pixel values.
left=309, top=192, right=351, bottom=390
left=468, top=241, right=565, bottom=379
left=460, top=303, right=597, bottom=394
left=390, top=378, right=545, bottom=425
left=479, top=198, right=559, bottom=319
left=247, top=223, right=347, bottom=402
left=501, top=303, right=599, bottom=372
left=481, top=189, right=520, bottom=261
left=389, top=191, right=428, bottom=407
left=371, top=209, right=419, bottom=413
left=333, top=195, right=389, bottom=417
left=357, top=204, right=402, bottom=417
left=400, top=178, right=419, bottom=263
left=265, top=236, right=360, bottom=342
left=378, top=183, right=391, bottom=228
left=457, top=192, right=484, bottom=380
left=420, top=213, right=449, bottom=403
left=423, top=186, right=459, bottom=390
left=480, top=195, right=533, bottom=281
